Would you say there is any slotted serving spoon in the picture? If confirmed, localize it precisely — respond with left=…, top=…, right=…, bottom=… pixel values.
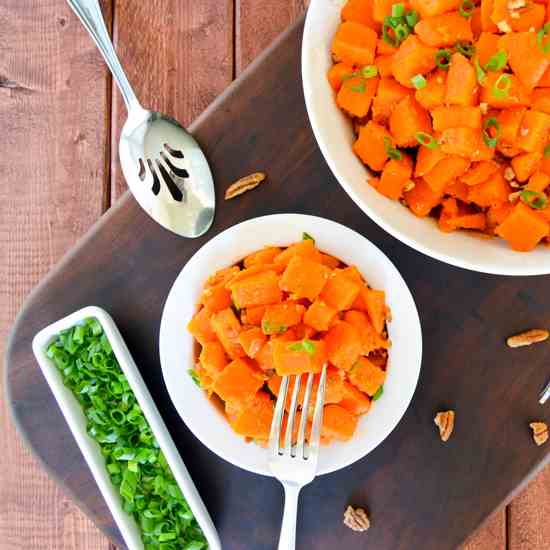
left=68, top=0, right=215, bottom=238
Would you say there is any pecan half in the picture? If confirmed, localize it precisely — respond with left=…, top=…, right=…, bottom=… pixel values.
left=343, top=506, right=370, bottom=533
left=434, top=410, right=455, bottom=442
left=507, top=329, right=549, bottom=348
left=225, top=172, right=267, bottom=200
left=530, top=422, right=549, bottom=446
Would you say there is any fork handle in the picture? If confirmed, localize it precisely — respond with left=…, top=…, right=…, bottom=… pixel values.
left=278, top=484, right=301, bottom=550
left=66, top=0, right=140, bottom=112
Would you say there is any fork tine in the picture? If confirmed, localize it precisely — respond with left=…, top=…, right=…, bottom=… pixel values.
left=284, top=375, right=302, bottom=455
left=295, top=372, right=315, bottom=459
left=307, top=364, right=328, bottom=458
left=269, top=375, right=289, bottom=455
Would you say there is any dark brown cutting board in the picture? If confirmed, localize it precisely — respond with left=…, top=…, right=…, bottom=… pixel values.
left=6, top=18, right=550, bottom=550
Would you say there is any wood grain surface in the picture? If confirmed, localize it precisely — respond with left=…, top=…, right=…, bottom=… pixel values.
left=2, top=1, right=550, bottom=549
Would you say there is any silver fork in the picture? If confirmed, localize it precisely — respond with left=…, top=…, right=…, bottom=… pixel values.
left=269, top=365, right=327, bottom=550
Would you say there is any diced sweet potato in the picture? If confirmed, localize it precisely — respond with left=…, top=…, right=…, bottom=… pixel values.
left=391, top=35, right=438, bottom=88
left=244, top=246, right=283, bottom=268
left=273, top=339, right=327, bottom=376
left=364, top=288, right=388, bottom=334
left=511, top=151, right=543, bottom=183
left=415, top=145, right=448, bottom=177
left=187, top=307, right=217, bottom=346
left=445, top=53, right=478, bottom=107
left=322, top=404, right=359, bottom=441
left=526, top=172, right=550, bottom=194
left=279, top=256, right=331, bottom=302
left=320, top=269, right=361, bottom=311
left=199, top=341, right=228, bottom=377
left=230, top=391, right=274, bottom=440
left=409, top=0, right=461, bottom=17
left=206, top=265, right=240, bottom=288
left=467, top=169, right=510, bottom=207
left=460, top=160, right=500, bottom=186
left=375, top=54, right=395, bottom=77
left=372, top=78, right=411, bottom=123
left=480, top=72, right=530, bottom=109
left=389, top=96, right=432, bottom=147
left=415, top=70, right=447, bottom=110
left=273, top=239, right=322, bottom=267
left=378, top=155, right=414, bottom=199
left=337, top=75, right=379, bottom=118
left=324, top=321, right=363, bottom=371
left=404, top=177, right=443, bottom=216
left=475, top=32, right=499, bottom=67
left=230, top=270, right=282, bottom=309
left=338, top=381, right=372, bottom=415
left=242, top=305, right=267, bottom=326
left=445, top=180, right=470, bottom=203
left=210, top=308, right=245, bottom=359
left=327, top=62, right=355, bottom=92
left=238, top=327, right=267, bottom=359
left=332, top=21, right=378, bottom=66
left=423, top=156, right=471, bottom=193
left=432, top=106, right=482, bottom=132
left=342, top=0, right=380, bottom=30
left=414, top=11, right=473, bottom=47
left=344, top=310, right=390, bottom=355
left=495, top=202, right=550, bottom=251
left=349, top=356, right=386, bottom=396
left=353, top=120, right=392, bottom=171
left=516, top=110, right=550, bottom=153
left=200, top=283, right=232, bottom=313
left=439, top=127, right=483, bottom=159
left=304, top=299, right=338, bottom=332
left=439, top=198, right=487, bottom=232
left=532, top=89, right=550, bottom=116
left=213, top=358, right=265, bottom=405
left=262, top=303, right=306, bottom=335
left=319, top=253, right=341, bottom=269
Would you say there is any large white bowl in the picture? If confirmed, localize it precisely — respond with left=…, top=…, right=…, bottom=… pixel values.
left=159, top=214, right=422, bottom=476
left=302, top=0, right=550, bottom=276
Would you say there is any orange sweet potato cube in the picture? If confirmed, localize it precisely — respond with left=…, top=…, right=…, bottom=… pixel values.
left=187, top=307, right=217, bottom=346
left=344, top=310, right=390, bottom=355
left=331, top=21, right=377, bottom=66
left=199, top=341, right=228, bottom=377
left=213, top=358, right=265, bottom=405
left=261, top=303, right=305, bottom=335
left=273, top=239, right=322, bottom=267
left=242, top=305, right=266, bottom=326
left=238, top=327, right=267, bottom=359
left=272, top=339, right=327, bottom=376
left=200, top=283, right=232, bottom=313
left=210, top=308, right=245, bottom=359
left=324, top=321, right=363, bottom=371
left=279, top=256, right=331, bottom=301
left=349, top=356, right=386, bottom=396
left=321, top=404, right=358, bottom=441
left=230, top=391, right=274, bottom=440
left=230, top=270, right=282, bottom=309
left=338, top=381, right=371, bottom=415
left=304, top=299, right=338, bottom=332
left=495, top=202, right=550, bottom=251
left=319, top=269, right=361, bottom=311
left=244, top=246, right=282, bottom=268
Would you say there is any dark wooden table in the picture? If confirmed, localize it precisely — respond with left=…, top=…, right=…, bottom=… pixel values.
left=2, top=2, right=550, bottom=549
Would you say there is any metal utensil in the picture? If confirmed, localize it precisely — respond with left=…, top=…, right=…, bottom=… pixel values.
left=540, top=378, right=550, bottom=405
left=67, top=0, right=215, bottom=238
left=268, top=365, right=327, bottom=550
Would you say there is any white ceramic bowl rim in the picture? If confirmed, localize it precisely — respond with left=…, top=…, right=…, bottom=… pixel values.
left=159, top=214, right=422, bottom=477
left=302, top=0, right=550, bottom=276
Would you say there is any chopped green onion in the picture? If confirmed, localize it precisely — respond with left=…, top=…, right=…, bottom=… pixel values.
left=262, top=320, right=287, bottom=335
left=538, top=23, right=550, bottom=55
left=188, top=369, right=201, bottom=387
left=435, top=49, right=452, bottom=70
left=455, top=41, right=476, bottom=58
left=416, top=132, right=439, bottom=149
left=288, top=339, right=316, bottom=356
left=521, top=190, right=548, bottom=210
left=482, top=117, right=500, bottom=148
left=47, top=319, right=207, bottom=549
left=392, top=3, right=405, bottom=17
left=474, top=58, right=487, bottom=84
left=492, top=74, right=511, bottom=99
left=411, top=74, right=427, bottom=89
left=383, top=18, right=400, bottom=48
left=372, top=386, right=384, bottom=401
left=459, top=0, right=475, bottom=17
left=303, top=231, right=315, bottom=242
left=341, top=70, right=360, bottom=81
left=351, top=80, right=367, bottom=93
left=394, top=23, right=410, bottom=41
left=484, top=50, right=507, bottom=72
left=384, top=136, right=402, bottom=160
left=405, top=9, right=419, bottom=28
left=361, top=65, right=379, bottom=79
left=544, top=144, right=550, bottom=159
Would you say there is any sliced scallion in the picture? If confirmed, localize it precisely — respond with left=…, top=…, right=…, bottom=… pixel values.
left=435, top=49, right=452, bottom=70
left=459, top=0, right=475, bottom=17
left=521, top=190, right=548, bottom=210
left=537, top=23, right=550, bottom=55
left=411, top=73, right=427, bottom=89
left=492, top=74, right=511, bottom=99
left=415, top=132, right=439, bottom=149
left=455, top=41, right=476, bottom=58
left=482, top=117, right=500, bottom=148
left=392, top=3, right=405, bottom=17
left=405, top=9, right=419, bottom=28
left=484, top=50, right=507, bottom=72
left=384, top=136, right=402, bottom=160
left=361, top=65, right=378, bottom=79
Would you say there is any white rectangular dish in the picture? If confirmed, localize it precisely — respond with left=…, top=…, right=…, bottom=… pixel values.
left=32, top=305, right=221, bottom=550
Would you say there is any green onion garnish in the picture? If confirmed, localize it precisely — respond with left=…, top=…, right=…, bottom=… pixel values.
left=47, top=319, right=207, bottom=549
left=392, top=3, right=405, bottom=17
left=544, top=144, right=550, bottom=159
left=435, top=49, right=452, bottom=70
left=303, top=231, right=315, bottom=242
left=521, top=190, right=549, bottom=210
left=482, top=117, right=500, bottom=148
left=484, top=50, right=507, bottom=72
left=189, top=369, right=202, bottom=387
left=411, top=74, right=427, bottom=89
left=474, top=58, right=487, bottom=84
left=372, top=386, right=384, bottom=401
left=459, top=0, right=475, bottom=17
left=351, top=80, right=367, bottom=93
left=384, top=136, right=402, bottom=160
left=538, top=23, right=550, bottom=55
left=405, top=10, right=419, bottom=28
left=341, top=70, right=359, bottom=81
left=361, top=65, right=378, bottom=79
left=492, top=74, right=511, bottom=99
left=455, top=41, right=476, bottom=58
left=395, top=23, right=410, bottom=41
left=289, top=339, right=316, bottom=356
left=383, top=19, right=399, bottom=48
left=263, top=320, right=287, bottom=335
left=416, top=132, right=439, bottom=149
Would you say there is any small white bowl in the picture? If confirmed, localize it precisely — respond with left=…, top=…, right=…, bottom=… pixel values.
left=159, top=214, right=422, bottom=476
left=302, top=0, right=550, bottom=276
left=32, top=306, right=221, bottom=550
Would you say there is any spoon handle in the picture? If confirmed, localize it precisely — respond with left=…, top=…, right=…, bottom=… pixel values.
left=67, top=0, right=140, bottom=112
